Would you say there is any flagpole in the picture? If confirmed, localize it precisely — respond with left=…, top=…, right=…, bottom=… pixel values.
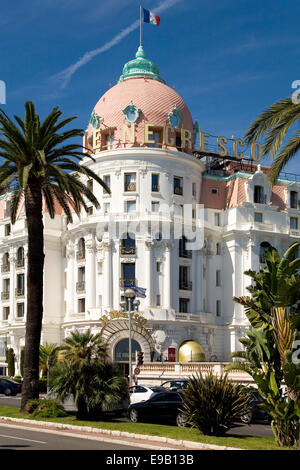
left=140, top=5, right=142, bottom=47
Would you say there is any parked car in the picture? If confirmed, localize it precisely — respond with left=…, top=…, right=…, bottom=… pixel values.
left=240, top=391, right=270, bottom=424
left=129, top=385, right=165, bottom=404
left=160, top=379, right=189, bottom=392
left=0, top=377, right=22, bottom=396
left=128, top=390, right=186, bottom=426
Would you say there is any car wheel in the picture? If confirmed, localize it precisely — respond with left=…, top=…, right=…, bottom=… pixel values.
left=129, top=409, right=139, bottom=423
left=4, top=388, right=12, bottom=397
left=176, top=412, right=186, bottom=427
left=240, top=410, right=253, bottom=424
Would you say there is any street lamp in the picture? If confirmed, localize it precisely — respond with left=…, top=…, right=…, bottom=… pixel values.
left=123, top=288, right=135, bottom=387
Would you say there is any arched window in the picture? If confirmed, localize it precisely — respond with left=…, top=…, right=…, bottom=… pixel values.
left=2, top=252, right=9, bottom=272
left=259, top=241, right=271, bottom=263
left=254, top=185, right=265, bottom=204
left=114, top=338, right=141, bottom=363
left=77, top=238, right=85, bottom=260
left=17, top=247, right=24, bottom=267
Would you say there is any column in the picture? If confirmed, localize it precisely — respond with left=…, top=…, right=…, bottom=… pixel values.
left=103, top=239, right=113, bottom=310
left=145, top=240, right=154, bottom=307
left=164, top=242, right=173, bottom=309
left=66, top=242, right=75, bottom=319
left=85, top=236, right=96, bottom=311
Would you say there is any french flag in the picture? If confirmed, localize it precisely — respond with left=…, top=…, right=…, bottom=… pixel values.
left=143, top=8, right=160, bottom=26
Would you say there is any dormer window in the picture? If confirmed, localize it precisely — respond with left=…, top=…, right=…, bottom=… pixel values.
left=290, top=191, right=298, bottom=209
left=254, top=185, right=265, bottom=204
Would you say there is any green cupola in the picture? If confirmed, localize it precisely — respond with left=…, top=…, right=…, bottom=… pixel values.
left=118, top=46, right=165, bottom=84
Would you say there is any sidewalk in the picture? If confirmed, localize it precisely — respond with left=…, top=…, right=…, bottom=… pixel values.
left=0, top=415, right=242, bottom=451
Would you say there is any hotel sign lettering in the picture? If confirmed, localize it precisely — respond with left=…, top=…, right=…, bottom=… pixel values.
left=87, top=123, right=262, bottom=162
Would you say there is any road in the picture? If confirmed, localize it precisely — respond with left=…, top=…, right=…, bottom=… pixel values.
left=0, top=422, right=147, bottom=450
left=0, top=395, right=274, bottom=439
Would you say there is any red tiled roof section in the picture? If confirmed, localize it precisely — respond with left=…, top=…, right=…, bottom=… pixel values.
left=200, top=179, right=227, bottom=209
left=271, top=184, right=286, bottom=211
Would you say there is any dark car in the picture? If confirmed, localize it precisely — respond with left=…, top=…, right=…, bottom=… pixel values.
left=128, top=391, right=186, bottom=427
left=240, top=391, right=270, bottom=424
left=160, top=379, right=189, bottom=392
left=0, top=377, right=22, bottom=396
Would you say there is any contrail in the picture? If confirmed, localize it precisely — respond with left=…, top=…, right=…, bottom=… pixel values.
left=52, top=0, right=183, bottom=90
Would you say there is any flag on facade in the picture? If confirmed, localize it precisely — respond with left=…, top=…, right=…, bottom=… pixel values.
left=124, top=284, right=147, bottom=298
left=142, top=8, right=161, bottom=26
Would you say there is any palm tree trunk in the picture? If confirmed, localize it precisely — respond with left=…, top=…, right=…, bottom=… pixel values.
left=20, top=178, right=45, bottom=412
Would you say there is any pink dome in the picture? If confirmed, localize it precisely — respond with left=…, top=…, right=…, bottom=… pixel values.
left=87, top=77, right=194, bottom=153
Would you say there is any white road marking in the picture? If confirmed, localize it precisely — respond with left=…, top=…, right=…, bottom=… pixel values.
left=0, top=433, right=46, bottom=444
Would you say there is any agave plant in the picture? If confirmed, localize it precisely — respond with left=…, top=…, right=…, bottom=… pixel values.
left=181, top=372, right=249, bottom=436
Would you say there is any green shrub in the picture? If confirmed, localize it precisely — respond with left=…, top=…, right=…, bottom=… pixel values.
left=25, top=399, right=68, bottom=418
left=182, top=372, right=249, bottom=436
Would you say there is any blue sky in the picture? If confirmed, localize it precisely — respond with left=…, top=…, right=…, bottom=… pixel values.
left=1, top=0, right=299, bottom=174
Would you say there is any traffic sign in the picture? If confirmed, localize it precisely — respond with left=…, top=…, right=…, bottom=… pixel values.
left=134, top=367, right=140, bottom=375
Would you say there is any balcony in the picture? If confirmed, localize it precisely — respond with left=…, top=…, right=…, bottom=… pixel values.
left=179, top=281, right=193, bottom=291
left=179, top=249, right=192, bottom=259
left=1, top=264, right=10, bottom=273
left=120, top=246, right=136, bottom=255
left=124, top=183, right=136, bottom=192
left=151, top=184, right=160, bottom=192
left=76, top=251, right=85, bottom=261
left=174, top=186, right=183, bottom=196
left=120, top=278, right=136, bottom=288
left=1, top=292, right=9, bottom=300
left=15, top=288, right=25, bottom=297
left=76, top=281, right=85, bottom=293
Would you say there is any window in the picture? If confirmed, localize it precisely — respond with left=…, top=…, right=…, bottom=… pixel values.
left=125, top=201, right=136, bottom=213
left=16, top=247, right=24, bottom=267
left=104, top=202, right=110, bottom=214
left=211, top=188, right=218, bottom=194
left=179, top=266, right=192, bottom=290
left=216, top=300, right=221, bottom=317
left=156, top=294, right=161, bottom=306
left=192, top=182, right=197, bottom=198
left=5, top=224, right=11, bottom=236
left=124, top=173, right=136, bottom=192
left=259, top=241, right=271, bottom=263
left=216, top=270, right=221, bottom=287
left=148, top=128, right=163, bottom=148
left=3, top=307, right=9, bottom=321
left=290, top=217, right=298, bottom=230
left=2, top=252, right=10, bottom=272
left=121, top=234, right=136, bottom=254
left=16, top=274, right=24, bottom=296
left=214, top=213, right=220, bottom=226
left=216, top=243, right=221, bottom=255
left=254, top=212, right=263, bottom=223
left=179, top=236, right=192, bottom=258
left=77, top=238, right=85, bottom=260
left=17, top=303, right=24, bottom=318
left=156, top=261, right=162, bottom=273
left=179, top=298, right=190, bottom=313
left=78, top=298, right=85, bottom=313
left=151, top=174, right=160, bottom=192
left=254, top=185, right=265, bottom=204
left=77, top=267, right=85, bottom=292
left=121, top=263, right=136, bottom=287
left=151, top=201, right=159, bottom=213
left=290, top=191, right=298, bottom=209
left=173, top=176, right=183, bottom=195
left=103, top=175, right=111, bottom=194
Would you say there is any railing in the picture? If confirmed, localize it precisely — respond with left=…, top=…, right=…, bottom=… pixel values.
left=124, top=183, right=136, bottom=192
left=290, top=229, right=300, bottom=237
left=174, top=187, right=183, bottom=196
left=179, top=281, right=193, bottom=291
left=76, top=281, right=85, bottom=292
left=179, top=250, right=192, bottom=259
left=151, top=184, right=160, bottom=192
left=16, top=259, right=24, bottom=268
left=120, top=246, right=136, bottom=255
left=1, top=264, right=10, bottom=273
left=76, top=251, right=85, bottom=261
left=15, top=288, right=24, bottom=297
left=120, top=278, right=136, bottom=288
left=1, top=292, right=9, bottom=300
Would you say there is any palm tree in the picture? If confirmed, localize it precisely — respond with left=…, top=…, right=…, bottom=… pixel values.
left=59, top=329, right=107, bottom=366
left=0, top=101, right=109, bottom=411
left=244, top=98, right=300, bottom=185
left=39, top=342, right=61, bottom=391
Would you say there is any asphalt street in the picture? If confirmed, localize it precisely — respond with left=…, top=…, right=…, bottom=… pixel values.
left=0, top=395, right=274, bottom=439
